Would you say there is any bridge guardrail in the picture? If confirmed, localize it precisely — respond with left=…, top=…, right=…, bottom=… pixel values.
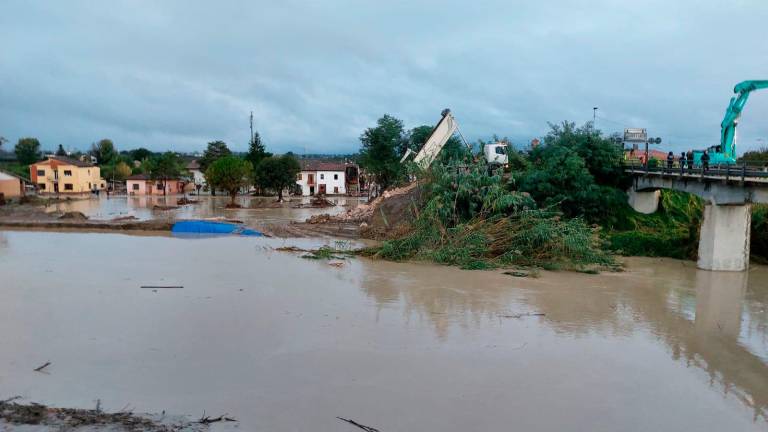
left=625, top=159, right=768, bottom=181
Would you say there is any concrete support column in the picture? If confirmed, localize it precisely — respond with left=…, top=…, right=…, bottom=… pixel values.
left=697, top=204, right=752, bottom=271
left=628, top=189, right=660, bottom=214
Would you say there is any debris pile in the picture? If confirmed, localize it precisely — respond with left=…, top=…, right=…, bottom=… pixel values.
left=0, top=397, right=206, bottom=431
left=176, top=197, right=199, bottom=205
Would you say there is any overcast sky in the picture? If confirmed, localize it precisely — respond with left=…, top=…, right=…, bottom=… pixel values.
left=1, top=0, right=768, bottom=155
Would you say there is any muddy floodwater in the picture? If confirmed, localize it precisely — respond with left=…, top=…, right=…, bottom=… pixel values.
left=2, top=231, right=768, bottom=431
left=40, top=194, right=360, bottom=224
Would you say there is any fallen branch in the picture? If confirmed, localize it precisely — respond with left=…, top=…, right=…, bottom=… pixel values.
left=336, top=416, right=381, bottom=432
left=198, top=411, right=237, bottom=424
left=34, top=361, right=51, bottom=372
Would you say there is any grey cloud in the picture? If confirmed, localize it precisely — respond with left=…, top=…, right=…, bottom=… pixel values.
left=1, top=0, right=768, bottom=154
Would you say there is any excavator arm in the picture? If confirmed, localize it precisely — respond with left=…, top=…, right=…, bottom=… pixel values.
left=720, top=80, right=768, bottom=159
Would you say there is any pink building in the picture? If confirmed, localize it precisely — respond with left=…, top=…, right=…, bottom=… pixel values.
left=126, top=174, right=187, bottom=195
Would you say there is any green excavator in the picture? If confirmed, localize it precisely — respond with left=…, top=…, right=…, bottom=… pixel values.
left=694, top=80, right=768, bottom=165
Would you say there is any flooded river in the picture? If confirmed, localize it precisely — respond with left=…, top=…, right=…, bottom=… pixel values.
left=1, top=230, right=768, bottom=431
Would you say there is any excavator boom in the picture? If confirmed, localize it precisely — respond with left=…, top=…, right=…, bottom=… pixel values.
left=720, top=80, right=768, bottom=160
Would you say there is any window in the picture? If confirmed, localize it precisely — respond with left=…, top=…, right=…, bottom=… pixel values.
left=88, top=183, right=91, bottom=189
left=297, top=173, right=302, bottom=180
left=132, top=183, right=139, bottom=190
left=64, top=184, right=73, bottom=191
left=495, top=146, right=507, bottom=155
left=334, top=186, right=339, bottom=193
left=38, top=183, right=46, bottom=190
left=320, top=174, right=324, bottom=180
left=63, top=170, right=72, bottom=176
left=36, top=170, right=45, bottom=176
left=334, top=174, right=338, bottom=180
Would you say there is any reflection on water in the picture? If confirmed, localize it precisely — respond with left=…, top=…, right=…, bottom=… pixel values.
left=360, top=258, right=768, bottom=423
left=42, top=194, right=361, bottom=225
left=1, top=233, right=767, bottom=431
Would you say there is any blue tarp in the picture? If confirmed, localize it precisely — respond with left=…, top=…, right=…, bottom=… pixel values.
left=171, top=220, right=263, bottom=237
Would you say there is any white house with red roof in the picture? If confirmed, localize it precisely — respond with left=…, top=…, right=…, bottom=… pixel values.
left=296, top=160, right=348, bottom=196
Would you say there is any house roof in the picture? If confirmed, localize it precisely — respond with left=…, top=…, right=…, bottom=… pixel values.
left=42, top=156, right=94, bottom=167
left=126, top=174, right=151, bottom=180
left=0, top=168, right=30, bottom=183
left=126, top=174, right=182, bottom=181
left=300, top=160, right=349, bottom=172
left=186, top=160, right=201, bottom=170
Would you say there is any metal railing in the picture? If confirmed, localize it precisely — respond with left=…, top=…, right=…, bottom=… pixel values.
left=625, top=159, right=768, bottom=181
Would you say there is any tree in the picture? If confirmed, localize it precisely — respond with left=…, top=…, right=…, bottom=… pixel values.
left=91, top=139, right=117, bottom=164
left=0, top=136, right=7, bottom=151
left=15, top=137, right=41, bottom=164
left=146, top=152, right=183, bottom=196
left=114, top=161, right=132, bottom=181
left=55, top=144, right=67, bottom=156
left=359, top=114, right=407, bottom=192
left=200, top=141, right=231, bottom=195
left=254, top=155, right=301, bottom=201
left=245, top=131, right=272, bottom=170
left=199, top=140, right=231, bottom=171
left=205, top=156, right=253, bottom=205
left=519, top=121, right=628, bottom=225
left=128, top=147, right=153, bottom=162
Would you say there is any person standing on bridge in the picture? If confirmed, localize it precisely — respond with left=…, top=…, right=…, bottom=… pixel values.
left=666, top=151, right=674, bottom=171
left=687, top=150, right=694, bottom=170
left=679, top=152, right=687, bottom=172
left=701, top=150, right=710, bottom=172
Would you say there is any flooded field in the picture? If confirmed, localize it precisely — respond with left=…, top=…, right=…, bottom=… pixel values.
left=40, top=194, right=361, bottom=225
left=1, top=230, right=768, bottom=431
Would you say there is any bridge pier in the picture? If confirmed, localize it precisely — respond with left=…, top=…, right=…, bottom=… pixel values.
left=627, top=189, right=660, bottom=214
left=697, top=204, right=751, bottom=272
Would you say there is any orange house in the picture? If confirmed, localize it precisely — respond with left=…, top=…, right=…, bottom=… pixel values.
left=30, top=156, right=105, bottom=194
left=126, top=174, right=186, bottom=195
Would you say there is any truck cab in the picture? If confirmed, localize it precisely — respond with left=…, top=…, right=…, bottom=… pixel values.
left=483, top=142, right=509, bottom=168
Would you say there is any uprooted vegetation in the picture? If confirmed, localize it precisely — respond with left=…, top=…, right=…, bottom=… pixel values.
left=362, top=162, right=616, bottom=271
left=0, top=397, right=207, bottom=431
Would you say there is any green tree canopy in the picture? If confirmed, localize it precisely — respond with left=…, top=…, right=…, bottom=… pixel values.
left=254, top=155, right=301, bottom=201
left=519, top=122, right=628, bottom=225
left=128, top=147, right=153, bottom=162
left=205, top=155, right=253, bottom=205
left=245, top=131, right=272, bottom=170
left=55, top=144, right=67, bottom=156
left=200, top=140, right=231, bottom=171
left=15, top=137, right=41, bottom=164
left=91, top=139, right=117, bottom=165
left=359, top=114, right=407, bottom=191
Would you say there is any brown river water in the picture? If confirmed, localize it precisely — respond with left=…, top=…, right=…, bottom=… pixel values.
left=1, top=230, right=768, bottom=431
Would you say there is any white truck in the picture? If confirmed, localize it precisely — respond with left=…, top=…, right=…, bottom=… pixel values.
left=400, top=109, right=509, bottom=169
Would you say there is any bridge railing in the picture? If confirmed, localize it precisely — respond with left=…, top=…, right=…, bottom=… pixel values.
left=625, top=159, right=768, bottom=180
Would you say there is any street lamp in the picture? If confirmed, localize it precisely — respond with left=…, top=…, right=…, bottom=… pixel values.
left=593, top=107, right=598, bottom=128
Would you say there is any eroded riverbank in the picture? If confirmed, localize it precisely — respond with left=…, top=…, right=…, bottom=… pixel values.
left=1, top=231, right=767, bottom=431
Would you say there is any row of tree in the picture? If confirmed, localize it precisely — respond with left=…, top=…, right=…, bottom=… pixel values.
left=200, top=132, right=300, bottom=204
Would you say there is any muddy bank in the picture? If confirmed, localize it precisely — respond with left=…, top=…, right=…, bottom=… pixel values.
left=0, top=398, right=207, bottom=431
left=0, top=218, right=174, bottom=231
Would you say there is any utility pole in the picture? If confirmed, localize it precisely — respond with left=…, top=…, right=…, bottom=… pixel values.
left=593, top=107, right=598, bottom=129
left=249, top=111, right=254, bottom=146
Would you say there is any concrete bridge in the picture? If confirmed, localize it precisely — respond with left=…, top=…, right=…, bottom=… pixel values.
left=626, top=165, right=768, bottom=272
